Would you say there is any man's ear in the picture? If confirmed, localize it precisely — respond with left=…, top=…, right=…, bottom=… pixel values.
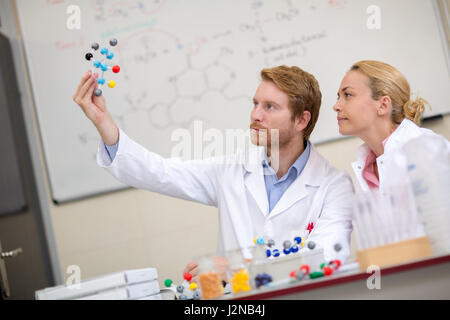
left=295, top=110, right=311, bottom=133
left=378, top=96, right=392, bottom=116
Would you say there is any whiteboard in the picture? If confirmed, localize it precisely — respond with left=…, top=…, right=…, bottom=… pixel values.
left=15, top=0, right=450, bottom=203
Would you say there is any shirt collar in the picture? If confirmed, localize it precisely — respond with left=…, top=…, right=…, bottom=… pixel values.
left=262, top=141, right=311, bottom=177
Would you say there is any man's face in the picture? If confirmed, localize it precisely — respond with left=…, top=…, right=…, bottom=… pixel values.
left=250, top=80, right=297, bottom=148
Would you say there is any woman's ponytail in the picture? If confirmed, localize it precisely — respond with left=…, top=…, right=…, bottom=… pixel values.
left=402, top=97, right=429, bottom=125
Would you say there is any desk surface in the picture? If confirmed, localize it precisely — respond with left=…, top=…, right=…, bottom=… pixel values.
left=227, top=254, right=450, bottom=300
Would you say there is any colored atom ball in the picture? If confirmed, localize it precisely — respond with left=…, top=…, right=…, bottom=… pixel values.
left=189, top=283, right=198, bottom=291
left=109, top=38, right=118, bottom=46
left=112, top=65, right=120, bottom=73
left=164, top=279, right=173, bottom=287
left=193, top=291, right=201, bottom=300
left=91, top=43, right=99, bottom=51
left=307, top=241, right=316, bottom=250
left=85, top=53, right=93, bottom=61
left=184, top=273, right=192, bottom=282
left=94, top=89, right=102, bottom=97
left=283, top=240, right=291, bottom=249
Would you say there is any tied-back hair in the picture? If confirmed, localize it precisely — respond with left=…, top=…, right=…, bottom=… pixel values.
left=350, top=60, right=430, bottom=125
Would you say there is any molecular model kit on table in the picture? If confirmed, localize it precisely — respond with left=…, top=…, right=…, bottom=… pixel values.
left=85, top=38, right=121, bottom=97
left=161, top=238, right=345, bottom=300
left=163, top=273, right=201, bottom=300
left=253, top=236, right=344, bottom=286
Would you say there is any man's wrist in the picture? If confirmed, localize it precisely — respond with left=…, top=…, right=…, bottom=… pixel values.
left=95, top=117, right=119, bottom=146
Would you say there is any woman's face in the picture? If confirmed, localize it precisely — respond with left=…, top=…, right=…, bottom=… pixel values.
left=333, top=71, right=380, bottom=137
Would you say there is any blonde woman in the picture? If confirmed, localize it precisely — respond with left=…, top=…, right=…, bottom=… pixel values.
left=333, top=60, right=450, bottom=192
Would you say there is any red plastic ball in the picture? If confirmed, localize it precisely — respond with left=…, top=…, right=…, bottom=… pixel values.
left=323, top=266, right=333, bottom=276
left=184, top=273, right=192, bottom=282
left=300, top=264, right=310, bottom=275
left=112, top=65, right=120, bottom=73
left=289, top=270, right=297, bottom=278
left=331, top=260, right=342, bottom=269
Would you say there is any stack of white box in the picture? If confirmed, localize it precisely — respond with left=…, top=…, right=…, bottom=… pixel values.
left=35, top=268, right=161, bottom=300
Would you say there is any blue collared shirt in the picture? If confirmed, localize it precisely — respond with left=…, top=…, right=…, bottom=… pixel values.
left=103, top=140, right=311, bottom=213
left=104, top=141, right=119, bottom=161
left=262, top=141, right=311, bottom=213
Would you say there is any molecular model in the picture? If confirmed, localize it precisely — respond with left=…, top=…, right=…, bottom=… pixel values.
left=288, top=243, right=343, bottom=281
left=253, top=236, right=344, bottom=288
left=85, top=38, right=121, bottom=97
left=163, top=273, right=201, bottom=300
left=253, top=236, right=304, bottom=258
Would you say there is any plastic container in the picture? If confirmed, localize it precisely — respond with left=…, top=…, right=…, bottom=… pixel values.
left=248, top=246, right=273, bottom=289
left=226, top=248, right=251, bottom=293
left=196, top=254, right=224, bottom=300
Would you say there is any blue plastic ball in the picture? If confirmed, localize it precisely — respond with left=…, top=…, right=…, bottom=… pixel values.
left=93, top=60, right=101, bottom=68
left=294, top=237, right=302, bottom=244
left=100, top=47, right=108, bottom=55
left=256, top=237, right=264, bottom=245
left=272, top=249, right=280, bottom=257
left=283, top=248, right=291, bottom=255
left=266, top=249, right=271, bottom=258
left=291, top=245, right=299, bottom=253
left=106, top=52, right=114, bottom=60
left=97, top=78, right=105, bottom=85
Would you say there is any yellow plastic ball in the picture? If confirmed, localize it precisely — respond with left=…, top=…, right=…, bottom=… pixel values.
left=189, top=282, right=198, bottom=291
left=108, top=80, right=116, bottom=88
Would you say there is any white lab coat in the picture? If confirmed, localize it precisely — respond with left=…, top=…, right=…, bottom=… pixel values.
left=352, top=119, right=450, bottom=193
left=97, top=129, right=354, bottom=262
